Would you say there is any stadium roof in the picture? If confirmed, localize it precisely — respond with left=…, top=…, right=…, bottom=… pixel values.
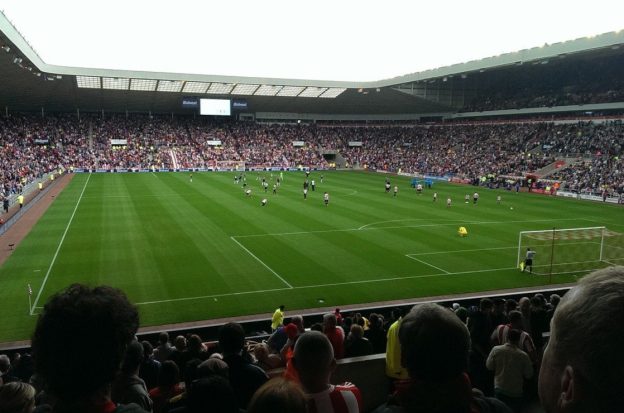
left=1, top=10, right=624, bottom=116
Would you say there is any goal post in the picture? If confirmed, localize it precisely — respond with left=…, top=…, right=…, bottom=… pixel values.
left=516, top=226, right=624, bottom=276
left=216, top=161, right=246, bottom=171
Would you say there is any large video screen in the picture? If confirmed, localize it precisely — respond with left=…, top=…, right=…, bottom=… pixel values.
left=200, top=99, right=231, bottom=116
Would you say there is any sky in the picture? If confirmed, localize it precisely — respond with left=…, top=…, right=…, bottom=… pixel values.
left=1, top=0, right=623, bottom=82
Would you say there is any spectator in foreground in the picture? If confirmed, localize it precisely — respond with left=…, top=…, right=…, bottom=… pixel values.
left=486, top=329, right=533, bottom=412
left=218, top=323, right=268, bottom=409
left=323, top=313, right=345, bottom=359
left=385, top=307, right=408, bottom=382
left=345, top=325, right=373, bottom=358
left=139, top=341, right=161, bottom=391
left=247, top=378, right=307, bottom=413
left=539, top=266, right=624, bottom=413
left=111, top=341, right=153, bottom=412
left=148, top=360, right=183, bottom=413
left=0, top=355, right=18, bottom=384
left=153, top=332, right=173, bottom=363
left=292, top=331, right=362, bottom=413
left=374, top=303, right=511, bottom=413
left=0, top=381, right=36, bottom=413
left=31, top=284, right=146, bottom=412
left=185, top=375, right=238, bottom=413
left=490, top=310, right=537, bottom=365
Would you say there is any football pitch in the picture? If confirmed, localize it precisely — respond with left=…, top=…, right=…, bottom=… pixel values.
left=1, top=171, right=622, bottom=343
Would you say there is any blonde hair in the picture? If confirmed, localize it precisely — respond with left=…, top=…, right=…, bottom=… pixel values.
left=0, top=382, right=36, bottom=413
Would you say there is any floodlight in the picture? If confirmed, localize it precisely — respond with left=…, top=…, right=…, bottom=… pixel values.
left=254, top=85, right=283, bottom=96
left=206, top=83, right=235, bottom=94
left=182, top=82, right=210, bottom=93
left=102, top=77, right=130, bottom=90
left=76, top=76, right=101, bottom=88
left=130, top=79, right=157, bottom=91
left=277, top=86, right=305, bottom=97
left=157, top=80, right=184, bottom=92
left=231, top=84, right=259, bottom=95
left=319, top=88, right=347, bottom=98
left=298, top=87, right=328, bottom=98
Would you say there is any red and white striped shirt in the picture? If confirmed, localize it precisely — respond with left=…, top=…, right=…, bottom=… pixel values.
left=491, top=324, right=536, bottom=357
left=308, top=383, right=362, bottom=413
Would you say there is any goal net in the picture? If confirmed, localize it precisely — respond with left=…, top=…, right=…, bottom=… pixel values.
left=517, top=226, right=624, bottom=276
left=216, top=161, right=246, bottom=171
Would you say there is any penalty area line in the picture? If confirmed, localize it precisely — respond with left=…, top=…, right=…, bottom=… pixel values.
left=405, top=255, right=450, bottom=274
left=230, top=236, right=293, bottom=289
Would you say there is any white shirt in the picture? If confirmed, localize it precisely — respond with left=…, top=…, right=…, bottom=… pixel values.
left=486, top=343, right=533, bottom=397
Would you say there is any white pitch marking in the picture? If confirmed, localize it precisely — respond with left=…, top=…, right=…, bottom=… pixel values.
left=405, top=256, right=450, bottom=274
left=230, top=236, right=293, bottom=289
left=134, top=266, right=523, bottom=306
left=234, top=217, right=580, bottom=239
left=408, top=246, right=517, bottom=256
left=358, top=218, right=433, bottom=230
left=30, top=174, right=92, bottom=315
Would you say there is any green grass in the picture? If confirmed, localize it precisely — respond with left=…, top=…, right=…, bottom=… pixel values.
left=1, top=171, right=622, bottom=343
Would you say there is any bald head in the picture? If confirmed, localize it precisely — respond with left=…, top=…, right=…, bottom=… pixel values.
left=293, top=331, right=335, bottom=392
left=399, top=303, right=470, bottom=382
left=539, top=266, right=624, bottom=413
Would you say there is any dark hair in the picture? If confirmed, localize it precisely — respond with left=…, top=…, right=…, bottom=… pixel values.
left=188, top=376, right=238, bottom=413
left=121, top=340, right=144, bottom=374
left=247, top=378, right=307, bottom=413
left=32, top=284, right=139, bottom=401
left=480, top=298, right=494, bottom=311
left=158, top=332, right=169, bottom=345
left=508, top=310, right=523, bottom=324
left=188, top=334, right=204, bottom=354
left=218, top=323, right=245, bottom=354
left=141, top=340, right=154, bottom=357
left=399, top=303, right=470, bottom=382
left=158, top=360, right=180, bottom=388
left=507, top=329, right=521, bottom=344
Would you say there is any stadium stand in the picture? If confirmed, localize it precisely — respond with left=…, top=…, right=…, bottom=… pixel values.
left=2, top=116, right=623, bottom=209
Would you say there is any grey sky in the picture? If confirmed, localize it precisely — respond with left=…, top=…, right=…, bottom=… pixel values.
left=1, top=0, right=623, bottom=81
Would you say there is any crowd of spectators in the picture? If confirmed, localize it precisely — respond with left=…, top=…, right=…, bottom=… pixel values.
left=1, top=115, right=623, bottom=202
left=462, top=54, right=624, bottom=112
left=1, top=266, right=622, bottom=412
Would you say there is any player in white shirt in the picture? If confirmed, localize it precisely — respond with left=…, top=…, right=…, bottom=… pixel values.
left=303, top=188, right=308, bottom=200
left=473, top=192, right=479, bottom=204
left=433, top=192, right=438, bottom=202
left=416, top=184, right=423, bottom=194
left=447, top=197, right=452, bottom=208
left=245, top=189, right=252, bottom=196
left=393, top=186, right=398, bottom=197
left=323, top=192, right=330, bottom=206
left=311, top=179, right=316, bottom=191
left=497, top=195, right=502, bottom=204
left=261, top=198, right=268, bottom=206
